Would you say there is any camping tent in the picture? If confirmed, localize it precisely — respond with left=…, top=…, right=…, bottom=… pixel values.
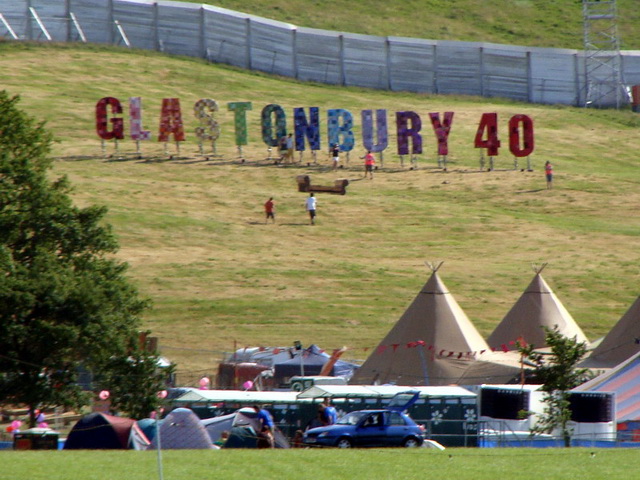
left=487, top=272, right=588, bottom=351
left=351, top=269, right=521, bottom=386
left=272, top=345, right=357, bottom=385
left=64, top=413, right=149, bottom=450
left=148, top=408, right=214, bottom=449
left=201, top=408, right=290, bottom=448
left=581, top=296, right=640, bottom=368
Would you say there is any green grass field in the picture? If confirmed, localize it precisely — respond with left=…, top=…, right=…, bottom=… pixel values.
left=1, top=448, right=638, bottom=480
left=193, top=0, right=640, bottom=50
left=3, top=41, right=640, bottom=378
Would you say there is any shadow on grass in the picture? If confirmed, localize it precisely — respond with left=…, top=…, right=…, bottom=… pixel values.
left=247, top=221, right=311, bottom=226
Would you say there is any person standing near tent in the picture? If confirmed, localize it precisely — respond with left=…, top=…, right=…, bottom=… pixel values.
left=305, top=193, right=317, bottom=225
left=253, top=405, right=275, bottom=448
left=545, top=161, right=553, bottom=189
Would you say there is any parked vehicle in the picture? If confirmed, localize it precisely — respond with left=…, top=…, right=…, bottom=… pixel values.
left=302, top=391, right=424, bottom=448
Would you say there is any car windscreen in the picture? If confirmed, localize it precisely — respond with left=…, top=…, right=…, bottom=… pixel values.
left=336, top=411, right=367, bottom=426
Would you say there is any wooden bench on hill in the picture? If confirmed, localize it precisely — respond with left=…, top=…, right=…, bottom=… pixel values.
left=296, top=175, right=349, bottom=195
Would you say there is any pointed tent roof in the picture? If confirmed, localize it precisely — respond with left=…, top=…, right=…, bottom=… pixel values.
left=581, top=296, right=640, bottom=369
left=574, top=351, right=640, bottom=422
left=351, top=270, right=520, bottom=386
left=487, top=273, right=589, bottom=351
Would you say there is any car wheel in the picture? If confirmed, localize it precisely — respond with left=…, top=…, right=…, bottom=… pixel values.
left=336, top=437, right=353, bottom=448
left=402, top=437, right=421, bottom=448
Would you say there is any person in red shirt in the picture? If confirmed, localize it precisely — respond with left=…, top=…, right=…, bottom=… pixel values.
left=264, top=197, right=275, bottom=223
left=363, top=150, right=375, bottom=179
left=545, top=161, right=553, bottom=189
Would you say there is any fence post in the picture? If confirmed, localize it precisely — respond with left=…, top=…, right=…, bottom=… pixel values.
left=574, top=52, right=581, bottom=107
left=385, top=37, right=392, bottom=90
left=153, top=2, right=159, bottom=51
left=199, top=6, right=205, bottom=60
left=245, top=17, right=252, bottom=70
left=526, top=50, right=533, bottom=103
left=25, top=0, right=32, bottom=40
left=339, top=34, right=345, bottom=86
left=108, top=0, right=114, bottom=45
left=433, top=43, right=438, bottom=94
left=65, top=0, right=71, bottom=42
left=292, top=28, right=298, bottom=80
left=479, top=46, right=485, bottom=97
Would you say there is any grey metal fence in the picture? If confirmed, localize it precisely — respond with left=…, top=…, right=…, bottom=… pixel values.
left=2, top=0, right=639, bottom=107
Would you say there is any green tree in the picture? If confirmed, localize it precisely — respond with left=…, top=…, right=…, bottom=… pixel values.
left=518, top=326, right=590, bottom=447
left=99, top=336, right=176, bottom=419
left=0, top=91, right=149, bottom=427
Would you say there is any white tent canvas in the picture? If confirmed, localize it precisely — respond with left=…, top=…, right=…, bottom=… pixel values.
left=487, top=273, right=588, bottom=351
left=581, top=296, right=640, bottom=368
left=351, top=270, right=521, bottom=386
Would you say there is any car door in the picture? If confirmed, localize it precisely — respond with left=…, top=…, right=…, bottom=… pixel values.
left=385, top=411, right=414, bottom=446
left=355, top=412, right=387, bottom=446
left=386, top=391, right=420, bottom=412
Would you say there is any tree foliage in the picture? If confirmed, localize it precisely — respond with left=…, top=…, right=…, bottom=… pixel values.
left=0, top=91, right=150, bottom=425
left=99, top=336, right=175, bottom=419
left=518, top=326, right=590, bottom=447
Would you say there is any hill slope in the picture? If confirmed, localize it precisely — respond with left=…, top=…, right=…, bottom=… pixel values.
left=2, top=42, right=640, bottom=378
left=196, top=0, right=640, bottom=50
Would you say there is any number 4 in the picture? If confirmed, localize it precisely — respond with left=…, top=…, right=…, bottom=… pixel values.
left=474, top=112, right=500, bottom=156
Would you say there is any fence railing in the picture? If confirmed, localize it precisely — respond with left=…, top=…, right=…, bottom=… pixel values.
left=2, top=0, right=640, bottom=107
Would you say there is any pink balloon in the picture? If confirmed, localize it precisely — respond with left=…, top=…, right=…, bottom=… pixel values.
left=99, top=390, right=110, bottom=400
left=242, top=380, right=253, bottom=390
left=11, top=420, right=22, bottom=429
left=198, top=377, right=210, bottom=389
left=37, top=422, right=48, bottom=429
left=157, top=390, right=168, bottom=399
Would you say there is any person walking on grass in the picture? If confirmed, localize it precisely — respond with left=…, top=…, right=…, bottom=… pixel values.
left=545, top=161, right=553, bottom=189
left=305, top=192, right=317, bottom=225
left=363, top=150, right=375, bottom=179
left=264, top=197, right=275, bottom=223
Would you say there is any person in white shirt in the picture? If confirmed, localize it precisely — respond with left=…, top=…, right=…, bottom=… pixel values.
left=305, top=193, right=317, bottom=225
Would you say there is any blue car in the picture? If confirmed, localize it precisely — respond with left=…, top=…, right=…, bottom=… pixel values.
left=302, top=391, right=424, bottom=448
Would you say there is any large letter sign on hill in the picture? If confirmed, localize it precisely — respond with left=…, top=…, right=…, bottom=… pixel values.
left=129, top=97, right=152, bottom=142
left=429, top=111, right=454, bottom=168
left=327, top=108, right=355, bottom=155
left=194, top=98, right=221, bottom=155
left=158, top=98, right=185, bottom=145
left=94, top=97, right=535, bottom=167
left=294, top=107, right=321, bottom=161
left=96, top=97, right=124, bottom=141
left=261, top=104, right=287, bottom=149
left=509, top=114, right=534, bottom=158
left=361, top=109, right=388, bottom=154
left=396, top=111, right=423, bottom=167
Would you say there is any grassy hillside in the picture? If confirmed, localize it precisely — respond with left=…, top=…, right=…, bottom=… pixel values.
left=2, top=448, right=639, bottom=480
left=3, top=42, right=640, bottom=380
left=195, top=0, right=640, bottom=50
